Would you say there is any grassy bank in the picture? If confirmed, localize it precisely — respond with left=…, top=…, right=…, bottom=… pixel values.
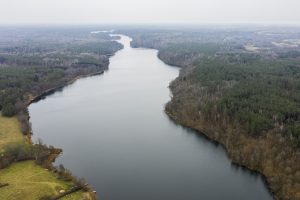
left=0, top=115, right=24, bottom=152
left=0, top=112, right=96, bottom=200
left=0, top=116, right=95, bottom=199
left=0, top=161, right=90, bottom=200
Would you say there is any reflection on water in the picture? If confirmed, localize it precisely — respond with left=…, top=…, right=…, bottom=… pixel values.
left=29, top=35, right=273, bottom=200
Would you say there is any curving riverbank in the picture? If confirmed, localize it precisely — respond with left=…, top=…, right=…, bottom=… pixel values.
left=23, top=67, right=113, bottom=200
left=162, top=59, right=300, bottom=200
left=125, top=30, right=300, bottom=199
left=0, top=27, right=126, bottom=200
left=8, top=54, right=118, bottom=200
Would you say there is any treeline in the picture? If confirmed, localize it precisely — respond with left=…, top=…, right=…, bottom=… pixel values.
left=158, top=42, right=221, bottom=66
left=0, top=63, right=103, bottom=127
left=0, top=65, right=77, bottom=117
left=0, top=41, right=122, bottom=68
left=67, top=41, right=122, bottom=55
left=0, top=140, right=60, bottom=169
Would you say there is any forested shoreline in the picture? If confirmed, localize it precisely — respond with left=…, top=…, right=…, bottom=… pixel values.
left=124, top=27, right=300, bottom=199
left=0, top=27, right=122, bottom=134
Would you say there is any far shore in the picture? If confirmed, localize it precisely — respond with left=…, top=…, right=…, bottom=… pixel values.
left=27, top=70, right=105, bottom=106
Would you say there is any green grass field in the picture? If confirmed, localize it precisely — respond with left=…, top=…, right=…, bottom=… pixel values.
left=0, top=161, right=88, bottom=200
left=0, top=115, right=24, bottom=152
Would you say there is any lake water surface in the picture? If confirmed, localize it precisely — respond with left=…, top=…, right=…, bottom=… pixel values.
left=29, top=35, right=273, bottom=200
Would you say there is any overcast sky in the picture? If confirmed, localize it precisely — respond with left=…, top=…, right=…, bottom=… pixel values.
left=1, top=0, right=300, bottom=25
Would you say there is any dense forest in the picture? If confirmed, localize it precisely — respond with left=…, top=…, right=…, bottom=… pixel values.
left=190, top=58, right=300, bottom=144
left=123, top=27, right=300, bottom=199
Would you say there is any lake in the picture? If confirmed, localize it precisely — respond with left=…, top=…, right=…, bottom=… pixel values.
left=29, top=34, right=273, bottom=200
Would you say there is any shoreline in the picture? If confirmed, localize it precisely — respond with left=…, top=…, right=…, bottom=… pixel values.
left=23, top=69, right=109, bottom=199
left=0, top=29, right=124, bottom=199
left=27, top=70, right=105, bottom=106
left=21, top=70, right=106, bottom=200
left=165, top=110, right=274, bottom=197
left=20, top=38, right=123, bottom=199
left=129, top=41, right=282, bottom=199
left=164, top=71, right=300, bottom=199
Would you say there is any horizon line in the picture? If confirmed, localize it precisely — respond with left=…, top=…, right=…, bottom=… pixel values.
left=1, top=22, right=300, bottom=28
